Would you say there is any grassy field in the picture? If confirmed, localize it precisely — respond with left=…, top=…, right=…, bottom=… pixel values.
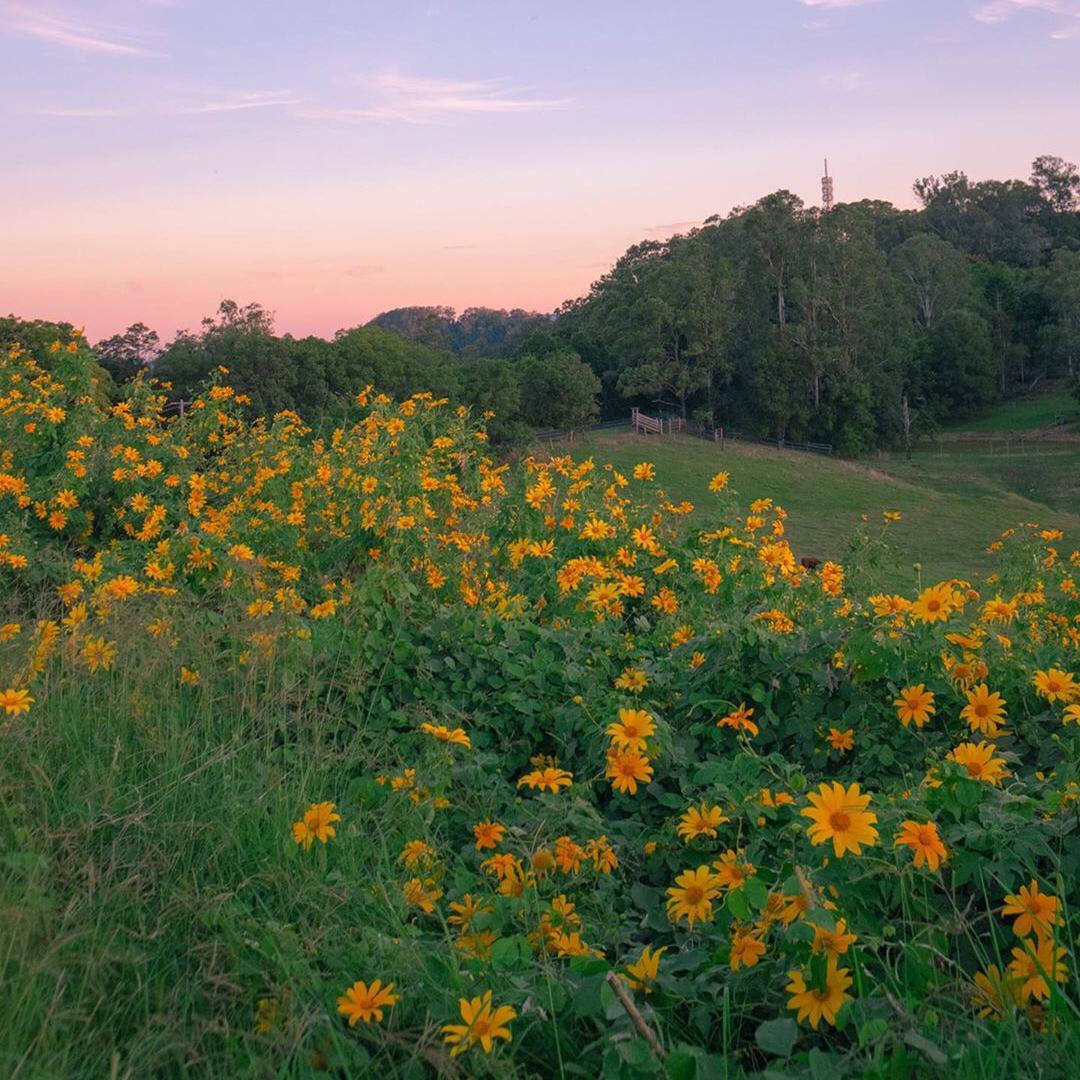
left=558, top=432, right=1080, bottom=587
left=943, top=389, right=1079, bottom=433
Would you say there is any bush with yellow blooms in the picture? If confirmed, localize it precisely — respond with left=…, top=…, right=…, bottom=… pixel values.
left=2, top=339, right=1079, bottom=1076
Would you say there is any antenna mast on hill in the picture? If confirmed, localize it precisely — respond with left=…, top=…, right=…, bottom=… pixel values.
left=821, top=158, right=835, bottom=213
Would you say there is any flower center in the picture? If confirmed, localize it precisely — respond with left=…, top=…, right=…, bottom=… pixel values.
left=966, top=762, right=983, bottom=777
left=829, top=811, right=851, bottom=831
left=684, top=885, right=704, bottom=905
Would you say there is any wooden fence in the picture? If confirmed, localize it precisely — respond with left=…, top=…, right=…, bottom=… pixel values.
left=631, top=408, right=684, bottom=435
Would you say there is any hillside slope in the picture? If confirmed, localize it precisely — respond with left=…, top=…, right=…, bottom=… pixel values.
left=562, top=432, right=1080, bottom=587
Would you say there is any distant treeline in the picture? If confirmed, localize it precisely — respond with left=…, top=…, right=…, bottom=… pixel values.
left=4, top=154, right=1079, bottom=451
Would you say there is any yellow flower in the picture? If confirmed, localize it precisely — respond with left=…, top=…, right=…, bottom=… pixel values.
left=709, top=471, right=730, bottom=492
left=1008, top=937, right=1068, bottom=1002
left=605, top=707, right=656, bottom=750
left=971, top=964, right=1023, bottom=1019
left=911, top=582, right=955, bottom=623
left=893, top=820, right=947, bottom=871
left=291, top=801, right=340, bottom=849
left=894, top=684, right=935, bottom=728
left=717, top=702, right=758, bottom=736
left=666, top=865, right=720, bottom=926
left=946, top=741, right=1008, bottom=785
left=472, top=820, right=506, bottom=850
left=0, top=687, right=33, bottom=715
left=1001, top=881, right=1063, bottom=938
left=825, top=727, right=854, bottom=752
left=632, top=462, right=655, bottom=481
left=1032, top=668, right=1077, bottom=704
left=81, top=636, right=117, bottom=673
left=605, top=747, right=653, bottom=795
left=400, top=839, right=436, bottom=867
left=622, top=945, right=666, bottom=992
left=517, top=767, right=573, bottom=793
left=981, top=595, right=1018, bottom=624
left=811, top=918, right=857, bottom=959
left=614, top=667, right=649, bottom=693
left=419, top=722, right=471, bottom=748
left=677, top=803, right=729, bottom=842
left=960, top=684, right=1006, bottom=736
left=337, top=980, right=398, bottom=1025
left=801, top=782, right=878, bottom=857
left=712, top=848, right=755, bottom=889
left=730, top=931, right=766, bottom=970
left=403, top=876, right=442, bottom=913
left=448, top=893, right=492, bottom=929
left=785, top=962, right=853, bottom=1029
left=441, top=990, right=516, bottom=1056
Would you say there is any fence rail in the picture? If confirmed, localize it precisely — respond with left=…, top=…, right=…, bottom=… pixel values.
left=533, top=414, right=834, bottom=456
left=710, top=428, right=833, bottom=456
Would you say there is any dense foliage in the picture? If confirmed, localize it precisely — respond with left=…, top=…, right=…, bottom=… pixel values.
left=2, top=338, right=1078, bottom=1077
left=558, top=157, right=1080, bottom=452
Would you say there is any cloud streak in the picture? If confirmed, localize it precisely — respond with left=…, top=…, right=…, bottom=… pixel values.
left=971, top=0, right=1080, bottom=37
left=173, top=90, right=303, bottom=115
left=2, top=3, right=154, bottom=55
left=296, top=71, right=572, bottom=124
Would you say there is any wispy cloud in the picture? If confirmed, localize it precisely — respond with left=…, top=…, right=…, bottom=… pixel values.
left=972, top=0, right=1080, bottom=37
left=2, top=3, right=154, bottom=55
left=296, top=71, right=573, bottom=124
left=173, top=90, right=303, bottom=115
left=643, top=220, right=700, bottom=235
left=817, top=68, right=866, bottom=91
left=799, top=0, right=875, bottom=7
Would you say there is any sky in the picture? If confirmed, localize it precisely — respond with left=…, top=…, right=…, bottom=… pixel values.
left=1, top=0, right=1079, bottom=342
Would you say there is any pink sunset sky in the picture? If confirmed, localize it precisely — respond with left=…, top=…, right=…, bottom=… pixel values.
left=2, top=0, right=1079, bottom=342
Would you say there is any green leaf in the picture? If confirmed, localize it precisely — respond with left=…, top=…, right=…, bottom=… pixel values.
left=743, top=875, right=769, bottom=911
left=570, top=954, right=610, bottom=977
left=489, top=934, right=530, bottom=971
left=665, top=1048, right=699, bottom=1080
left=726, top=887, right=750, bottom=920
left=755, top=1017, right=798, bottom=1059
left=808, top=1048, right=844, bottom=1080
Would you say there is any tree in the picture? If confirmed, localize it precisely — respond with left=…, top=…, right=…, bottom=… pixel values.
left=1031, top=155, right=1080, bottom=214
left=742, top=191, right=807, bottom=328
left=0, top=314, right=81, bottom=366
left=94, top=323, right=160, bottom=383
left=889, top=234, right=970, bottom=330
left=1039, top=249, right=1080, bottom=382
left=926, top=310, right=996, bottom=419
left=458, top=358, right=527, bottom=443
left=519, top=351, right=600, bottom=432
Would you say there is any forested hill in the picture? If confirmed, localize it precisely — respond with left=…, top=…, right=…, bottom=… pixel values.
left=367, top=306, right=550, bottom=358
left=4, top=155, right=1079, bottom=452
left=554, top=156, right=1080, bottom=453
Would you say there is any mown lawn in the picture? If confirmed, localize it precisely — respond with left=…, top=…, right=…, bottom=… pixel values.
left=560, top=432, right=1080, bottom=588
